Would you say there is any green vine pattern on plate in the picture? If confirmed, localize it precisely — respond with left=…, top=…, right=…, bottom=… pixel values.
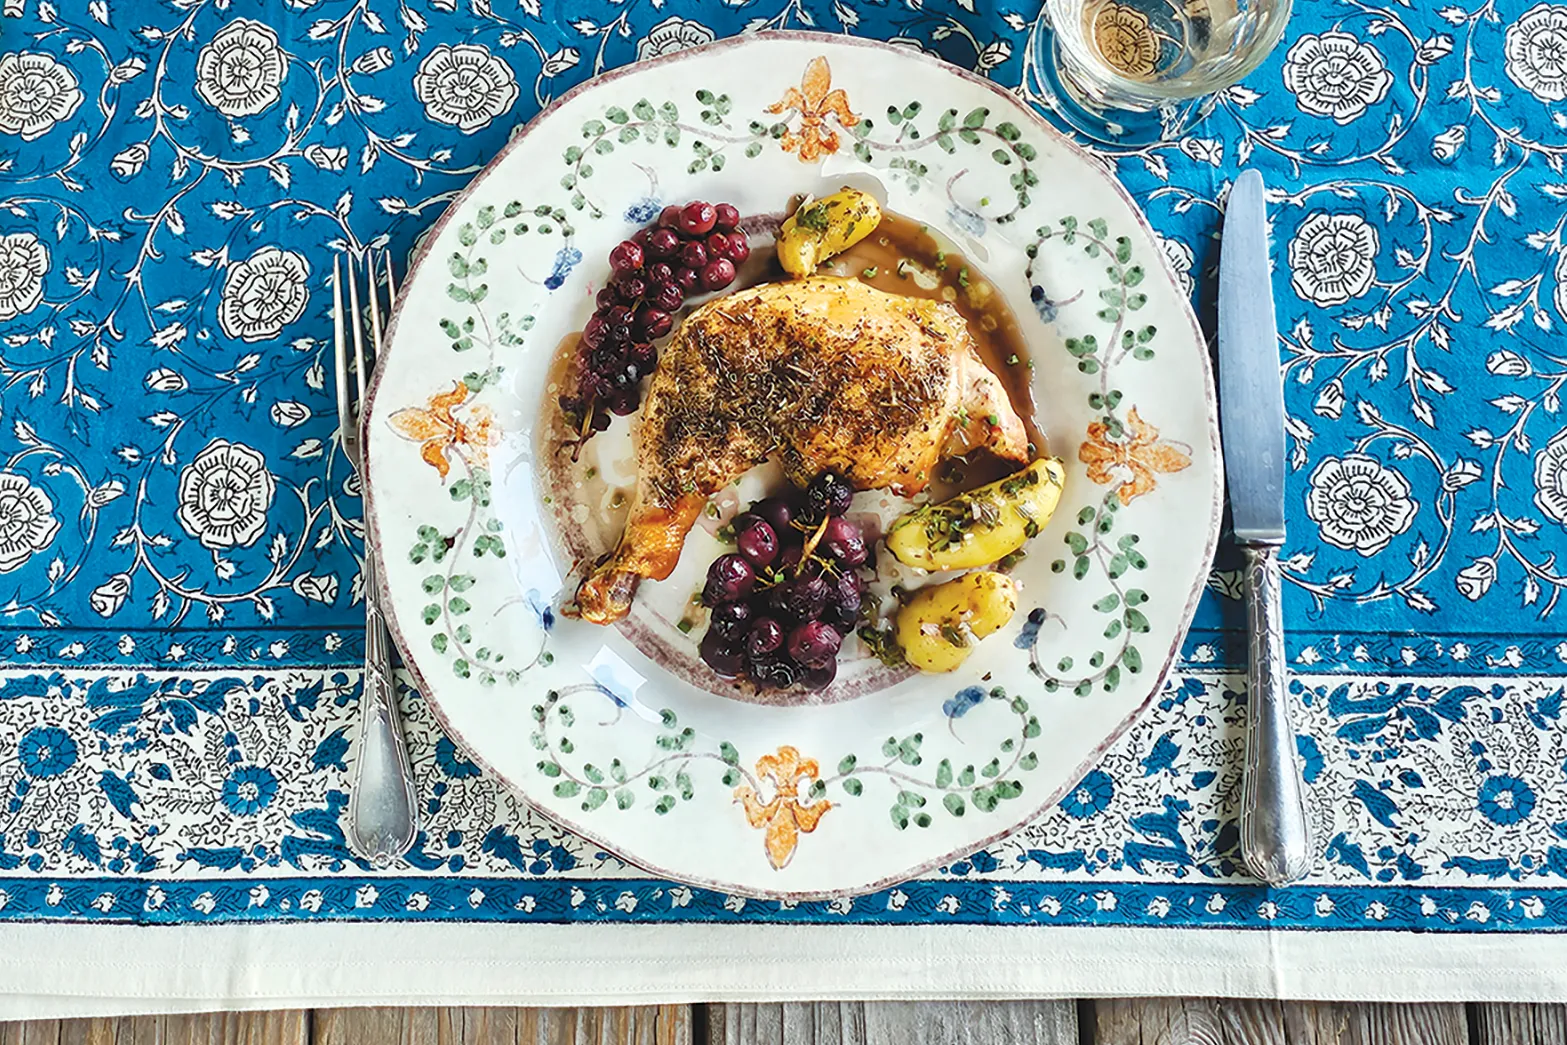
left=1018, top=216, right=1177, bottom=697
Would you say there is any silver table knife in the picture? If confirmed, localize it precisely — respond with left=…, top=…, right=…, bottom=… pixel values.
left=1219, top=169, right=1312, bottom=885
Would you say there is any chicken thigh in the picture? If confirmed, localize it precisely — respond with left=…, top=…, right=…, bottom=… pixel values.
left=575, top=276, right=1028, bottom=624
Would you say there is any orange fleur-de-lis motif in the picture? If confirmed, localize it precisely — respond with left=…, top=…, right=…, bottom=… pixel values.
left=1078, top=406, right=1191, bottom=505
left=765, top=56, right=860, bottom=163
left=387, top=380, right=497, bottom=481
left=734, top=745, right=832, bottom=870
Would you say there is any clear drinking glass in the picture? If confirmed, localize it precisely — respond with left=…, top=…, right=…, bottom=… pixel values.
left=1033, top=0, right=1294, bottom=145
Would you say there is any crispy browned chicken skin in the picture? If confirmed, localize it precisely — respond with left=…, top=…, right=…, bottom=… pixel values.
left=576, top=276, right=1028, bottom=624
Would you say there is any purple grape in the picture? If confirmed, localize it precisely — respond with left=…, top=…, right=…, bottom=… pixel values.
left=675, top=266, right=700, bottom=294
left=748, top=654, right=800, bottom=690
left=581, top=314, right=607, bottom=349
left=634, top=306, right=673, bottom=340
left=726, top=232, right=751, bottom=264
left=647, top=261, right=675, bottom=286
left=746, top=616, right=784, bottom=657
left=802, top=659, right=837, bottom=691
left=658, top=204, right=682, bottom=228
left=699, top=630, right=744, bottom=678
left=588, top=343, right=624, bottom=374
left=701, top=258, right=737, bottom=292
left=752, top=497, right=795, bottom=538
left=787, top=620, right=841, bottom=668
left=776, top=544, right=803, bottom=576
left=702, top=553, right=755, bottom=606
left=712, top=203, right=740, bottom=233
left=779, top=574, right=829, bottom=621
left=804, top=471, right=854, bottom=521
left=590, top=411, right=611, bottom=432
left=826, top=571, right=864, bottom=631
left=679, top=201, right=717, bottom=236
left=609, top=240, right=644, bottom=273
left=679, top=241, right=708, bottom=271
left=650, top=280, right=683, bottom=312
left=646, top=227, right=680, bottom=260
left=595, top=288, right=619, bottom=311
left=734, top=514, right=779, bottom=568
left=820, top=516, right=867, bottom=567
left=705, top=232, right=731, bottom=259
left=709, top=601, right=752, bottom=643
left=606, top=389, right=639, bottom=416
left=614, top=273, right=648, bottom=304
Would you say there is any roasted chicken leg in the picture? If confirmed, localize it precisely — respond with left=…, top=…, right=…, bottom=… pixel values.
left=576, top=276, right=1028, bottom=624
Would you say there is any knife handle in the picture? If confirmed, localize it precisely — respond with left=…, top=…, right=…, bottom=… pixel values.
left=1238, top=543, right=1313, bottom=885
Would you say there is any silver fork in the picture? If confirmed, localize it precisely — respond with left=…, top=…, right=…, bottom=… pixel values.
left=333, top=249, right=419, bottom=868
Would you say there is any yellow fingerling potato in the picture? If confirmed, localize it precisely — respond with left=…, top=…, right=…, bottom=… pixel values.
left=776, top=188, right=882, bottom=277
left=896, top=571, right=1018, bottom=673
left=887, top=457, right=1066, bottom=571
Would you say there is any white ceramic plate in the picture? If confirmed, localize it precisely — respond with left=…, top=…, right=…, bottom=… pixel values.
left=365, top=32, right=1221, bottom=899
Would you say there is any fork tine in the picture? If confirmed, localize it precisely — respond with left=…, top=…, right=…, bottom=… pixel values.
left=347, top=248, right=368, bottom=409
left=331, top=256, right=352, bottom=444
left=383, top=250, right=399, bottom=311
left=365, top=250, right=385, bottom=371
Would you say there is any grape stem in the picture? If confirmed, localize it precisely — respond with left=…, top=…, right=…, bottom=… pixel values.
left=797, top=515, right=831, bottom=577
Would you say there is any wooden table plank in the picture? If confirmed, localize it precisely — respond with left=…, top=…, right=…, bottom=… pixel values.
left=706, top=1001, right=1078, bottom=1045
left=0, top=1012, right=307, bottom=1045
left=1470, top=1003, right=1567, bottom=1045
left=1086, top=999, right=1470, bottom=1045
left=312, top=1006, right=692, bottom=1045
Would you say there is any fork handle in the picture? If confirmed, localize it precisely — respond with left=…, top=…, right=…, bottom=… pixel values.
left=348, top=549, right=419, bottom=868
left=1238, top=542, right=1312, bottom=885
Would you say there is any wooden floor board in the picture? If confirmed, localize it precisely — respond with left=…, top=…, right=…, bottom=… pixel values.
left=0, top=1012, right=307, bottom=1045
left=1469, top=1003, right=1567, bottom=1045
left=1085, top=999, right=1469, bottom=1045
left=313, top=1007, right=692, bottom=1045
left=707, top=1001, right=1077, bottom=1045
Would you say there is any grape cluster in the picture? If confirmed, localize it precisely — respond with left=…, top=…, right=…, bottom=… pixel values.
left=559, top=201, right=750, bottom=449
left=699, top=472, right=869, bottom=692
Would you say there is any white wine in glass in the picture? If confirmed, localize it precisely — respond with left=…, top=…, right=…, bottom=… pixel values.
left=1034, top=0, right=1293, bottom=145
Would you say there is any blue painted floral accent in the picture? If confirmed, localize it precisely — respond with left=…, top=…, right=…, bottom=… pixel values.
left=17, top=728, right=77, bottom=779
left=1059, top=770, right=1114, bottom=820
left=1014, top=608, right=1045, bottom=650
left=624, top=198, right=662, bottom=223
left=942, top=685, right=986, bottom=718
left=1478, top=775, right=1536, bottom=826
left=946, top=204, right=985, bottom=238
left=221, top=767, right=279, bottom=816
left=543, top=247, right=583, bottom=290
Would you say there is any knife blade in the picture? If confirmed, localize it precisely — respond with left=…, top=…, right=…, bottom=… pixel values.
left=1219, top=169, right=1312, bottom=886
left=1218, top=169, right=1286, bottom=544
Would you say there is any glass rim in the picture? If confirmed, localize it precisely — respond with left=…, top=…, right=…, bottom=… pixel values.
left=1045, top=0, right=1296, bottom=103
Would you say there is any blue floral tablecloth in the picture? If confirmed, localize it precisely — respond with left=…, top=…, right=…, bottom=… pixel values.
left=2, top=0, right=1567, bottom=943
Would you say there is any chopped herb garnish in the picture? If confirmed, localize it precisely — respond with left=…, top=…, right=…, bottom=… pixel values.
left=997, top=549, right=1028, bottom=572
left=935, top=250, right=948, bottom=270
left=957, top=267, right=971, bottom=288
left=715, top=524, right=736, bottom=544
left=986, top=413, right=1000, bottom=426
left=956, top=407, right=970, bottom=427
left=862, top=266, right=879, bottom=279
left=859, top=625, right=907, bottom=667
left=940, top=623, right=970, bottom=649
left=677, top=618, right=694, bottom=634
left=979, top=196, right=990, bottom=206
left=796, top=203, right=831, bottom=232
left=1007, top=353, right=1019, bottom=365
left=585, top=467, right=597, bottom=479
left=543, top=495, right=553, bottom=504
